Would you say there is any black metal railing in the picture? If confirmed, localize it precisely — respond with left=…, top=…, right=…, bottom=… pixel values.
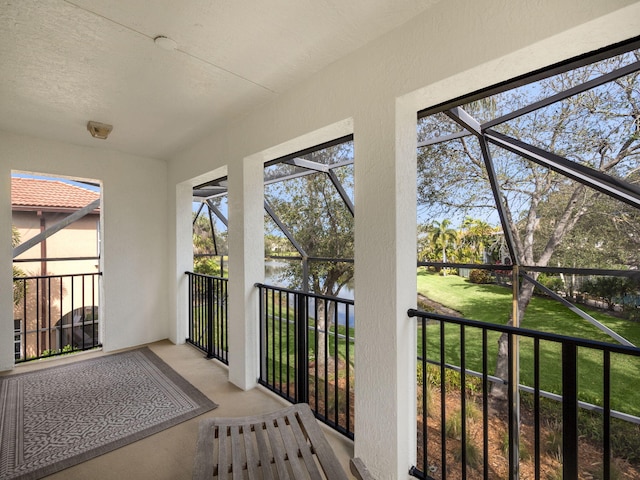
left=186, top=272, right=228, bottom=364
left=256, top=283, right=355, bottom=439
left=408, top=308, right=640, bottom=480
left=13, top=272, right=101, bottom=362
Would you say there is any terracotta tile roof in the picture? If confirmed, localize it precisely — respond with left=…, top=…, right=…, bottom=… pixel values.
left=12, top=177, right=100, bottom=211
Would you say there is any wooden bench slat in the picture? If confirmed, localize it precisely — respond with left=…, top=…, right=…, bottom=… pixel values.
left=253, top=421, right=275, bottom=480
left=265, top=416, right=291, bottom=480
left=218, top=426, right=229, bottom=480
left=295, top=405, right=349, bottom=480
left=192, top=419, right=216, bottom=480
left=350, top=457, right=375, bottom=480
left=243, top=424, right=260, bottom=478
left=286, top=410, right=324, bottom=480
left=274, top=413, right=307, bottom=479
left=193, top=404, right=364, bottom=480
left=229, top=425, right=243, bottom=480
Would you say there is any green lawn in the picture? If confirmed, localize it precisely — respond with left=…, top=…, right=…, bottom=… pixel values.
left=416, top=269, right=640, bottom=416
left=262, top=300, right=355, bottom=388
left=188, top=306, right=228, bottom=351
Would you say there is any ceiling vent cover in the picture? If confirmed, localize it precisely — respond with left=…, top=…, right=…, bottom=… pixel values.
left=86, top=121, right=113, bottom=140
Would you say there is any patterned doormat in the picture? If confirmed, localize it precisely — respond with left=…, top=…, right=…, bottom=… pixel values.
left=0, top=347, right=217, bottom=480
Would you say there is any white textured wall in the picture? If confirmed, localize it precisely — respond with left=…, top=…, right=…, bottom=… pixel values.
left=168, top=2, right=640, bottom=478
left=0, top=131, right=169, bottom=370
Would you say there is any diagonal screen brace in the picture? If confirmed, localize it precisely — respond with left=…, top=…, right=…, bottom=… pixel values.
left=521, top=272, right=635, bottom=347
left=486, top=130, right=640, bottom=209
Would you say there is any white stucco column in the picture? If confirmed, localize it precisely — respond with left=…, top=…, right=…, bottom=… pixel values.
left=353, top=97, right=417, bottom=479
left=226, top=154, right=264, bottom=390
left=0, top=168, right=14, bottom=371
left=170, top=181, right=194, bottom=344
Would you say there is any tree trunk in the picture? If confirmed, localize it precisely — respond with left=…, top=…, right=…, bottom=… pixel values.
left=314, top=300, right=335, bottom=372
left=491, top=279, right=536, bottom=399
left=491, top=318, right=512, bottom=401
left=315, top=300, right=326, bottom=368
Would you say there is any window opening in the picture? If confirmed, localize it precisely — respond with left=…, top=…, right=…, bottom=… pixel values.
left=11, top=173, right=101, bottom=362
left=414, top=38, right=640, bottom=480
left=417, top=40, right=640, bottom=338
left=192, top=177, right=228, bottom=277
left=259, top=136, right=355, bottom=438
left=263, top=136, right=354, bottom=298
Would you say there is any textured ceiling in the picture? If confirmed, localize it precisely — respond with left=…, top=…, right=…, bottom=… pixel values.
left=0, top=0, right=438, bottom=160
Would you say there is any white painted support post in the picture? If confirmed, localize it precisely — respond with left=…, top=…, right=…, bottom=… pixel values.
left=171, top=181, right=194, bottom=345
left=353, top=98, right=417, bottom=479
left=226, top=155, right=264, bottom=390
left=0, top=170, right=14, bottom=371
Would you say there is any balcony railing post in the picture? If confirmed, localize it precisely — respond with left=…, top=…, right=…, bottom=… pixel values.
left=509, top=264, right=520, bottom=480
left=187, top=273, right=193, bottom=342
left=206, top=276, right=214, bottom=359
left=562, top=342, right=579, bottom=479
left=295, top=292, right=309, bottom=404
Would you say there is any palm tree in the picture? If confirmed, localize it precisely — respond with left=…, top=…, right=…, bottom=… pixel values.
left=431, top=219, right=458, bottom=273
left=12, top=226, right=26, bottom=305
left=461, top=217, right=495, bottom=263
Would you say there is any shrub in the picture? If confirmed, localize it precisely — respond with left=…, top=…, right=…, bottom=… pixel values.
left=426, top=365, right=482, bottom=395
left=469, top=269, right=492, bottom=284
left=622, top=304, right=640, bottom=322
left=416, top=297, right=436, bottom=313
left=453, top=438, right=482, bottom=469
left=582, top=276, right=637, bottom=311
left=445, top=409, right=462, bottom=439
left=499, top=431, right=531, bottom=462
left=445, top=404, right=480, bottom=440
left=536, top=395, right=640, bottom=465
left=546, top=466, right=563, bottom=480
left=416, top=364, right=434, bottom=416
left=12, top=227, right=27, bottom=305
left=465, top=401, right=481, bottom=421
left=535, top=273, right=564, bottom=295
left=544, top=420, right=563, bottom=462
left=440, top=267, right=458, bottom=276
left=590, top=458, right=625, bottom=480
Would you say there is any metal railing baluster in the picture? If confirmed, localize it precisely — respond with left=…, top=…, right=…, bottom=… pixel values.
left=12, top=272, right=101, bottom=362
left=408, top=308, right=640, bottom=480
left=185, top=272, right=228, bottom=365
left=255, top=283, right=355, bottom=439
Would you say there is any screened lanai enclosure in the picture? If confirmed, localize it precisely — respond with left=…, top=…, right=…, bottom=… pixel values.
left=186, top=38, right=640, bottom=480
left=412, top=40, right=640, bottom=479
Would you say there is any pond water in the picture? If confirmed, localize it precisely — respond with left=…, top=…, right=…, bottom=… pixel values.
left=264, top=259, right=355, bottom=327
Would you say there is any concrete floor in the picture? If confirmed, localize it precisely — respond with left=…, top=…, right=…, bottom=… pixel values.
left=3, top=340, right=356, bottom=479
